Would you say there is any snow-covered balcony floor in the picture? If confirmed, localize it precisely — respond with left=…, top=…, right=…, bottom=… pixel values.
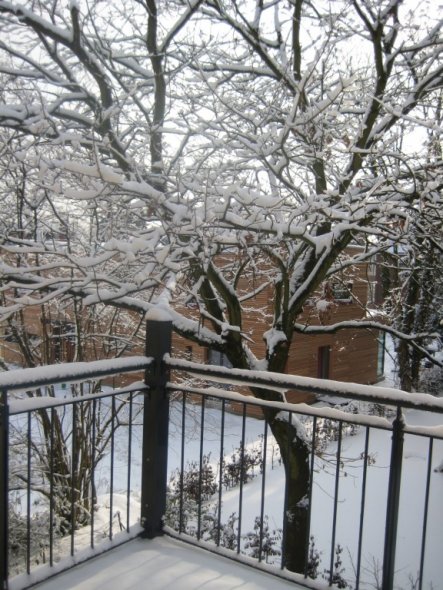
left=32, top=536, right=305, bottom=590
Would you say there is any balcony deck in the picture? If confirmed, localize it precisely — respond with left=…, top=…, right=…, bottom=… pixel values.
left=2, top=323, right=442, bottom=590
left=31, top=536, right=306, bottom=590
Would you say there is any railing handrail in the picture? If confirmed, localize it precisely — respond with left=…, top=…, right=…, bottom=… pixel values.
left=1, top=352, right=441, bottom=415
left=168, top=381, right=394, bottom=432
left=8, top=381, right=148, bottom=415
left=166, top=355, right=443, bottom=414
left=0, top=356, right=153, bottom=393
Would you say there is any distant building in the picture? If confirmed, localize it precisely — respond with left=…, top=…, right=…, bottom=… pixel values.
left=1, top=247, right=384, bottom=403
left=171, top=250, right=385, bottom=404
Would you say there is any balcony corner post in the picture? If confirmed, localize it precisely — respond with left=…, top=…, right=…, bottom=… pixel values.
left=140, top=311, right=173, bottom=539
left=0, top=390, right=9, bottom=590
left=382, top=406, right=404, bottom=590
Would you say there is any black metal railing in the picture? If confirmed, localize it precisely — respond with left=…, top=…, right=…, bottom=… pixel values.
left=163, top=361, right=443, bottom=590
left=0, top=355, right=153, bottom=590
left=0, top=316, right=442, bottom=590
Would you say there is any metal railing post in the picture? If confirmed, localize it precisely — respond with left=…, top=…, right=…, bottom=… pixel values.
left=382, top=406, right=404, bottom=590
left=0, top=390, right=9, bottom=590
left=140, top=312, right=172, bottom=538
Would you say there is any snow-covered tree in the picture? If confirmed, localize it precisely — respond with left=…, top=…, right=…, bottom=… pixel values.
left=0, top=133, right=144, bottom=535
left=381, top=92, right=443, bottom=391
left=158, top=0, right=443, bottom=570
left=0, top=0, right=442, bottom=573
left=383, top=224, right=443, bottom=392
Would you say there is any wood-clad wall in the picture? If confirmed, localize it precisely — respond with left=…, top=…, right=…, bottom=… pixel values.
left=1, top=250, right=383, bottom=402
left=170, top=252, right=383, bottom=403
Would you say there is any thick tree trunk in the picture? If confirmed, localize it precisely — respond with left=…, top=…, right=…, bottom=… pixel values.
left=394, top=259, right=434, bottom=392
left=263, top=407, right=311, bottom=573
left=396, top=339, right=414, bottom=392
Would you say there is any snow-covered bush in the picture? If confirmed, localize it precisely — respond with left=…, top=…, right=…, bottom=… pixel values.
left=8, top=505, right=56, bottom=576
left=419, top=365, right=443, bottom=397
left=324, top=544, right=349, bottom=589
left=243, top=515, right=282, bottom=563
left=222, top=443, right=263, bottom=489
left=165, top=454, right=217, bottom=533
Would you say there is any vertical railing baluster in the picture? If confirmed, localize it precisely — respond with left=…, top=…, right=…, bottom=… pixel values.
left=0, top=390, right=9, bottom=590
left=140, top=315, right=172, bottom=538
left=329, top=421, right=343, bottom=585
left=355, top=426, right=370, bottom=590
left=179, top=392, right=186, bottom=534
left=126, top=393, right=133, bottom=532
left=382, top=406, right=404, bottom=590
left=197, top=395, right=206, bottom=540
left=49, top=408, right=55, bottom=566
left=418, top=437, right=434, bottom=590
left=91, top=399, right=96, bottom=549
left=216, top=399, right=226, bottom=547
left=236, top=403, right=247, bottom=553
left=303, top=415, right=317, bottom=577
left=258, top=418, right=268, bottom=564
left=71, top=403, right=77, bottom=557
left=26, top=413, right=31, bottom=574
left=109, top=396, right=116, bottom=541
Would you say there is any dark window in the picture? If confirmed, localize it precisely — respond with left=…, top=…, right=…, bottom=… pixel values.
left=49, top=321, right=75, bottom=362
left=206, top=349, right=232, bottom=390
left=317, top=346, right=331, bottom=379
left=332, top=282, right=353, bottom=301
left=377, top=333, right=385, bottom=377
left=207, top=349, right=232, bottom=368
left=4, top=326, right=39, bottom=344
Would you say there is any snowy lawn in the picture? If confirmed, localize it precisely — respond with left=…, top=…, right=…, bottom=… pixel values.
left=163, top=401, right=443, bottom=590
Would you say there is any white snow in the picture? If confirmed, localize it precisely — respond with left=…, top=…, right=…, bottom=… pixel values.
left=0, top=356, right=151, bottom=394
left=53, top=160, right=124, bottom=183
left=30, top=536, right=309, bottom=590
left=315, top=299, right=331, bottom=313
left=165, top=356, right=443, bottom=415
left=146, top=307, right=173, bottom=322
